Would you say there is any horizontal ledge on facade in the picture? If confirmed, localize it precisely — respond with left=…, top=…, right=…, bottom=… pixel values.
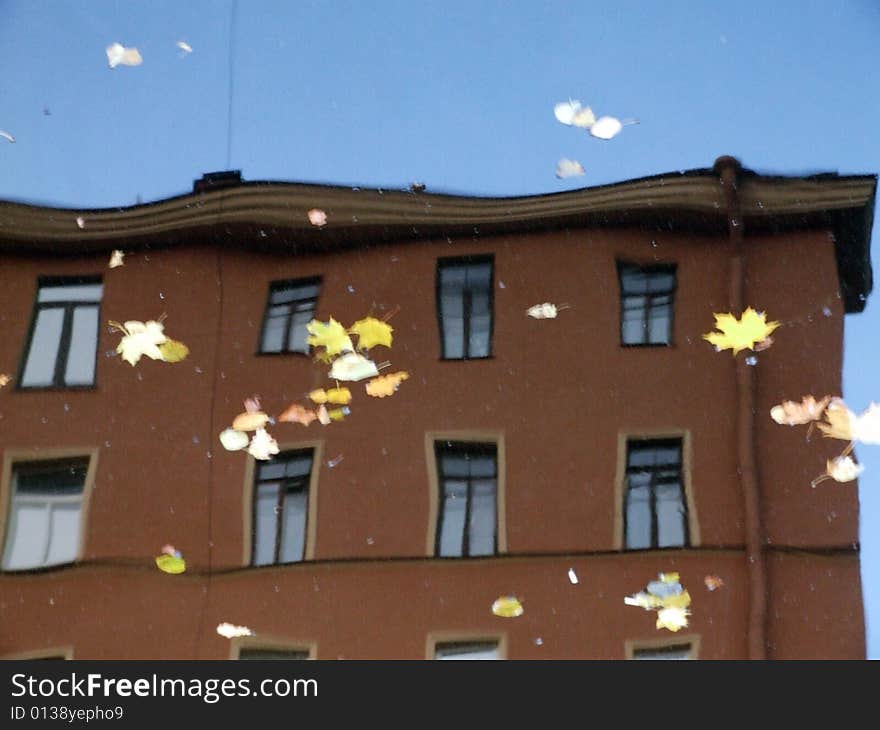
left=0, top=543, right=860, bottom=579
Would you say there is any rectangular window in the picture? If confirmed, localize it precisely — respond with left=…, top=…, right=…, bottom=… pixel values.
left=251, top=449, right=314, bottom=566
left=631, top=643, right=694, bottom=660
left=618, top=262, right=676, bottom=346
left=259, top=278, right=321, bottom=354
left=2, top=458, right=89, bottom=570
left=624, top=438, right=688, bottom=550
left=19, top=277, right=102, bottom=388
left=434, top=640, right=499, bottom=660
left=238, top=648, right=311, bottom=660
left=436, top=257, right=493, bottom=359
left=435, top=442, right=497, bottom=557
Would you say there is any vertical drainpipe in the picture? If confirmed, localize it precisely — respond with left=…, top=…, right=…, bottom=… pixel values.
left=713, top=156, right=767, bottom=659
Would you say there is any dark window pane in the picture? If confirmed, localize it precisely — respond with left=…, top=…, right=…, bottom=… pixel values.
left=438, top=258, right=493, bottom=359
left=261, top=279, right=320, bottom=354
left=619, top=264, right=675, bottom=346
left=469, top=479, right=496, bottom=556
left=438, top=480, right=467, bottom=557
left=436, top=442, right=498, bottom=557
left=656, top=483, right=686, bottom=547
left=253, top=483, right=280, bottom=566
left=435, top=641, right=499, bottom=660
left=280, top=489, right=307, bottom=563
left=252, top=450, right=314, bottom=566
left=239, top=648, right=310, bottom=660
left=64, top=305, right=99, bottom=385
left=633, top=644, right=692, bottom=660
left=37, top=283, right=102, bottom=303
left=2, top=458, right=88, bottom=571
left=625, top=485, right=652, bottom=550
left=624, top=439, right=686, bottom=550
left=21, top=307, right=64, bottom=386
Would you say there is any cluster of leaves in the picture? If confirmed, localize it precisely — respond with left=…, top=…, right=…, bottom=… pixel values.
left=625, top=572, right=691, bottom=632
left=109, top=317, right=189, bottom=367
left=700, top=308, right=874, bottom=489
left=219, top=397, right=280, bottom=461
left=770, top=395, right=879, bottom=487
left=553, top=99, right=639, bottom=180
left=216, top=313, right=409, bottom=462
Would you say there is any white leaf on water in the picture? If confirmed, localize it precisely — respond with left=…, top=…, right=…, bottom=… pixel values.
left=555, top=158, right=585, bottom=179
left=106, top=43, right=143, bottom=68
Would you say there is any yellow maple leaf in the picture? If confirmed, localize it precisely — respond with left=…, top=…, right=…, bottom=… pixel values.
left=308, top=387, right=351, bottom=405
left=491, top=596, right=524, bottom=618
left=158, top=338, right=189, bottom=363
left=348, top=316, right=393, bottom=350
left=365, top=371, right=410, bottom=398
left=155, top=553, right=186, bottom=574
left=702, top=307, right=780, bottom=356
left=306, top=318, right=354, bottom=357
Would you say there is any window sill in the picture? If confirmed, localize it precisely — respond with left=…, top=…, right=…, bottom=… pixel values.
left=438, top=355, right=495, bottom=362
left=253, top=351, right=312, bottom=358
left=14, top=384, right=97, bottom=392
left=619, top=343, right=674, bottom=349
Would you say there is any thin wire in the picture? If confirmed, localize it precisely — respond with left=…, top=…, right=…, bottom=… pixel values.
left=225, top=0, right=238, bottom=169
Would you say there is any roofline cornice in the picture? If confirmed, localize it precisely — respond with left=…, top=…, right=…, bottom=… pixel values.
left=0, top=160, right=875, bottom=311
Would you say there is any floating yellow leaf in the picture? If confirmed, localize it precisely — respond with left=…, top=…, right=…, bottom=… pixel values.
left=306, top=318, right=354, bottom=357
left=365, top=371, right=409, bottom=398
left=656, top=606, right=690, bottom=632
left=0, top=374, right=10, bottom=388
left=702, top=307, right=780, bottom=356
left=327, top=406, right=350, bottom=422
left=308, top=389, right=329, bottom=404
left=158, top=338, right=189, bottom=363
left=155, top=553, right=186, bottom=574
left=308, top=387, right=351, bottom=405
left=771, top=395, right=832, bottom=426
left=492, top=596, right=524, bottom=618
left=348, top=316, right=393, bottom=350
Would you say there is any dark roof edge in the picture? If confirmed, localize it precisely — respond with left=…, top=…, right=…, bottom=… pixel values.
left=0, top=159, right=875, bottom=313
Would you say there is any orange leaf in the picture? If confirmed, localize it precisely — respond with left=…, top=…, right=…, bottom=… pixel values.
left=365, top=371, right=409, bottom=398
left=278, top=403, right=317, bottom=426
